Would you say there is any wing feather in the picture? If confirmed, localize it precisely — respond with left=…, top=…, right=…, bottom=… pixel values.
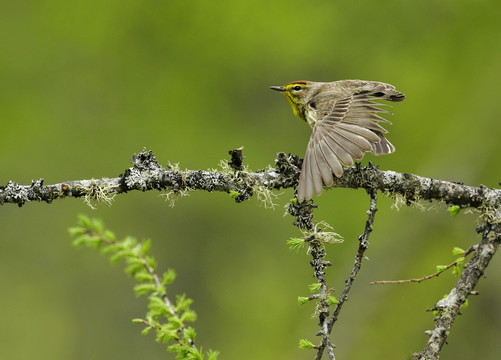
left=326, top=131, right=365, bottom=160
left=335, top=123, right=381, bottom=143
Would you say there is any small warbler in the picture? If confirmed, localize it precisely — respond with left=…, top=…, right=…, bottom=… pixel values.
left=270, top=80, right=405, bottom=202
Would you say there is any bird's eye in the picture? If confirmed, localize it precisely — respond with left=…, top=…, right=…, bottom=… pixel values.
left=293, top=85, right=302, bottom=91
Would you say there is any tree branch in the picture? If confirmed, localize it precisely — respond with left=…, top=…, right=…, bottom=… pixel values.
left=412, top=222, right=501, bottom=359
left=2, top=149, right=500, bottom=211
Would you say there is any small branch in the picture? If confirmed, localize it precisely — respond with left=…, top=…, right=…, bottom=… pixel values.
left=370, top=246, right=476, bottom=285
left=287, top=200, right=337, bottom=359
left=136, top=318, right=161, bottom=330
left=309, top=241, right=334, bottom=360
left=412, top=221, right=501, bottom=359
left=315, top=188, right=378, bottom=360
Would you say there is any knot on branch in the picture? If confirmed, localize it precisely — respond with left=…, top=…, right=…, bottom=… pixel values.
left=228, top=147, right=245, bottom=171
left=129, top=149, right=163, bottom=172
left=120, top=149, right=169, bottom=192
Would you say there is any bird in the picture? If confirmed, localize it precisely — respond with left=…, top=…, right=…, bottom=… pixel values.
left=270, top=79, right=405, bottom=203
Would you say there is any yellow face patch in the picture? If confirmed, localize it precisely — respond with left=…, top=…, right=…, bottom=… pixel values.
left=282, top=81, right=309, bottom=120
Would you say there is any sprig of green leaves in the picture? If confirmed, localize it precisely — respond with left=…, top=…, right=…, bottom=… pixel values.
left=69, top=215, right=219, bottom=360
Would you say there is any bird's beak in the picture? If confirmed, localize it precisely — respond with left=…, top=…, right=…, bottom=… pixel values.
left=269, top=86, right=285, bottom=92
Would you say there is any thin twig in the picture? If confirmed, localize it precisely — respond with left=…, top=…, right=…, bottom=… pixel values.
left=370, top=246, right=476, bottom=285
left=315, top=188, right=378, bottom=359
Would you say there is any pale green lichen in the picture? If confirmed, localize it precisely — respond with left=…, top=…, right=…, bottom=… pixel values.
left=389, top=192, right=425, bottom=211
left=254, top=185, right=279, bottom=209
left=477, top=203, right=501, bottom=224
left=75, top=179, right=117, bottom=209
left=302, top=221, right=343, bottom=248
left=160, top=162, right=193, bottom=207
left=160, top=188, right=191, bottom=208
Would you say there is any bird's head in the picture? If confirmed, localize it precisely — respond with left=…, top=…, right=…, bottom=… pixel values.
left=270, top=81, right=312, bottom=121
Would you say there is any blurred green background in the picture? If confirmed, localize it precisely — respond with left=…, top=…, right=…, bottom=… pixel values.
left=1, top=1, right=501, bottom=359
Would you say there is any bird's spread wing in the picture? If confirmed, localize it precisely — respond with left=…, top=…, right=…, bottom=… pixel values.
left=297, top=90, right=401, bottom=203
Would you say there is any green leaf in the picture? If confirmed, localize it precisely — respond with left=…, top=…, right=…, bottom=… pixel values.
left=176, top=294, right=193, bottom=311
left=184, top=326, right=197, bottom=341
left=207, top=350, right=220, bottom=360
left=103, top=229, right=116, bottom=241
left=308, top=282, right=322, bottom=293
left=141, top=239, right=151, bottom=255
left=447, top=205, right=460, bottom=216
left=228, top=190, right=240, bottom=198
left=162, top=269, right=177, bottom=285
left=71, top=235, right=88, bottom=247
left=122, top=236, right=138, bottom=248
left=158, top=327, right=179, bottom=344
left=68, top=226, right=85, bottom=236
left=436, top=265, right=447, bottom=272
left=100, top=243, right=116, bottom=255
left=148, top=296, right=170, bottom=316
left=92, top=218, right=104, bottom=233
left=297, top=296, right=308, bottom=305
left=298, top=338, right=315, bottom=350
left=452, top=247, right=465, bottom=256
left=125, top=257, right=145, bottom=276
left=134, top=270, right=154, bottom=282
left=134, top=283, right=157, bottom=297
left=290, top=198, right=298, bottom=205
left=287, top=237, right=304, bottom=252
left=181, top=309, right=197, bottom=323
left=83, top=236, right=102, bottom=248
left=146, top=256, right=157, bottom=270
left=167, top=343, right=182, bottom=352
left=109, top=250, right=127, bottom=265
left=185, top=347, right=203, bottom=360
left=77, top=214, right=91, bottom=228
left=328, top=295, right=338, bottom=305
left=168, top=315, right=184, bottom=329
